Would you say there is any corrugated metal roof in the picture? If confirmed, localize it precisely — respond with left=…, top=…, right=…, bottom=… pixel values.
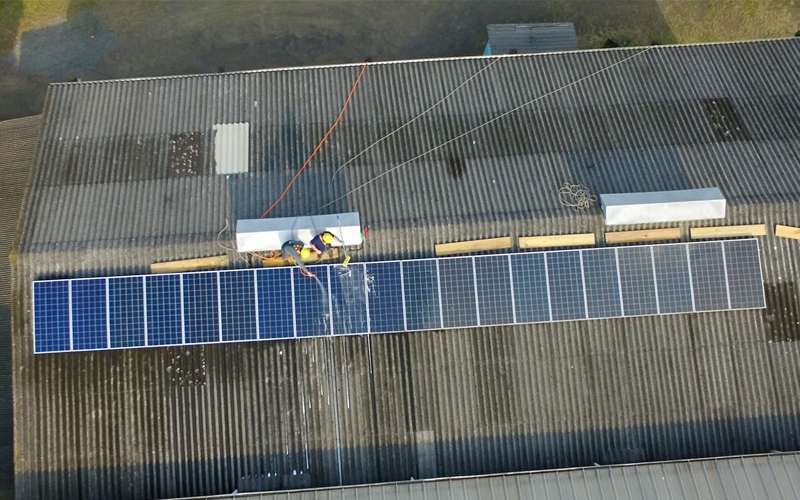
left=0, top=115, right=41, bottom=498
left=486, top=23, right=579, bottom=54
left=12, top=39, right=800, bottom=500
left=168, top=453, right=800, bottom=500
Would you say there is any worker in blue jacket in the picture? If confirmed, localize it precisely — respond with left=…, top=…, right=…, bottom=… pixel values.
left=309, top=231, right=342, bottom=256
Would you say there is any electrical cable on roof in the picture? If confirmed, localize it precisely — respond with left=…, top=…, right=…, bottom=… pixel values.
left=313, top=46, right=655, bottom=215
left=258, top=60, right=369, bottom=220
left=216, top=218, right=250, bottom=266
left=327, top=56, right=501, bottom=191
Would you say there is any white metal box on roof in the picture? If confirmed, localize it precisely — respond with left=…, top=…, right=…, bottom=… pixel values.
left=236, top=212, right=362, bottom=252
left=600, top=187, right=726, bottom=225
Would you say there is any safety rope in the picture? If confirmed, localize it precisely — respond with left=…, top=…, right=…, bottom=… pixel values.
left=558, top=182, right=597, bottom=228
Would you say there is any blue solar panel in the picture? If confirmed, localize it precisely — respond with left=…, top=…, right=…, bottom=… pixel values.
left=183, top=272, right=220, bottom=344
left=220, top=270, right=257, bottom=342
left=403, top=260, right=441, bottom=331
left=294, top=266, right=330, bottom=337
left=32, top=240, right=768, bottom=354
left=256, top=268, right=295, bottom=339
left=547, top=251, right=586, bottom=321
left=723, top=239, right=766, bottom=309
left=439, top=257, right=478, bottom=328
left=652, top=244, right=694, bottom=314
left=33, top=281, right=71, bottom=353
left=71, top=279, right=108, bottom=350
left=689, top=241, right=729, bottom=312
left=109, top=277, right=145, bottom=348
left=330, top=264, right=368, bottom=335
left=582, top=248, right=623, bottom=319
left=616, top=246, right=659, bottom=316
left=365, top=262, right=404, bottom=333
left=474, top=255, right=514, bottom=326
left=510, top=253, right=550, bottom=323
left=145, top=274, right=182, bottom=346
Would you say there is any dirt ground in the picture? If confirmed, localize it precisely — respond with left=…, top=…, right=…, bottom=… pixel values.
left=0, top=0, right=798, bottom=117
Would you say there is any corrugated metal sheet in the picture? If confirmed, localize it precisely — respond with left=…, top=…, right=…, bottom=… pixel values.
left=168, top=453, right=800, bottom=500
left=0, top=115, right=41, bottom=499
left=486, top=23, right=579, bottom=54
left=213, top=123, right=250, bottom=175
left=12, top=40, right=800, bottom=500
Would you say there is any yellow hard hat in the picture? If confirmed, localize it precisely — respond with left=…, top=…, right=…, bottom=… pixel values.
left=300, top=247, right=311, bottom=259
left=322, top=232, right=334, bottom=244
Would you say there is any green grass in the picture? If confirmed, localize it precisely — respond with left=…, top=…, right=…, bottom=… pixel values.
left=0, top=0, right=96, bottom=52
left=658, top=0, right=800, bottom=45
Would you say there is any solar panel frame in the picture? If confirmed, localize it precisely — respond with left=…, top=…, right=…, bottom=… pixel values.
left=32, top=239, right=768, bottom=354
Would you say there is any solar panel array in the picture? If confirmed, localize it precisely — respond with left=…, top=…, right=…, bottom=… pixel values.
left=32, top=239, right=766, bottom=354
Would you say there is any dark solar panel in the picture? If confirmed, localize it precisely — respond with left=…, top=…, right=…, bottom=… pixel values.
left=330, top=263, right=368, bottom=335
left=617, top=246, right=659, bottom=316
left=366, top=262, right=404, bottom=333
left=510, top=253, right=550, bottom=323
left=294, top=265, right=330, bottom=337
left=220, top=270, right=257, bottom=342
left=723, top=239, right=766, bottom=309
left=182, top=272, right=220, bottom=344
left=582, top=248, right=623, bottom=319
left=689, top=241, right=729, bottom=312
left=33, top=280, right=71, bottom=353
left=474, top=255, right=514, bottom=326
left=71, top=278, right=107, bottom=350
left=439, top=257, right=478, bottom=328
left=109, top=276, right=146, bottom=348
left=652, top=244, right=694, bottom=314
left=547, top=251, right=586, bottom=321
left=402, top=260, right=441, bottom=331
left=256, top=268, right=295, bottom=339
left=32, top=240, right=767, bottom=353
left=144, top=274, right=183, bottom=346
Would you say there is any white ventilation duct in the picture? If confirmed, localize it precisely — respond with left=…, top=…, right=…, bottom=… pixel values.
left=236, top=212, right=362, bottom=252
left=600, top=188, right=726, bottom=225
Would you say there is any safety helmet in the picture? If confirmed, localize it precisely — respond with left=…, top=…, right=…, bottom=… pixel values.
left=322, top=232, right=334, bottom=244
left=300, top=247, right=311, bottom=259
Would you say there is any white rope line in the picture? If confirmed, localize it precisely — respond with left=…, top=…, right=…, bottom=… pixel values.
left=316, top=46, right=654, bottom=214
left=328, top=56, right=502, bottom=189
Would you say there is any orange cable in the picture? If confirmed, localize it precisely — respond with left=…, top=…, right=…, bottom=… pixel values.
left=260, top=60, right=369, bottom=219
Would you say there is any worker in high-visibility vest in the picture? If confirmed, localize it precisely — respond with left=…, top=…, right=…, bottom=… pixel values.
left=309, top=231, right=342, bottom=256
left=281, top=240, right=314, bottom=276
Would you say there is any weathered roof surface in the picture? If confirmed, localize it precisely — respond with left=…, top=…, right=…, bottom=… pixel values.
left=169, top=453, right=800, bottom=500
left=486, top=23, right=579, bottom=54
left=0, top=115, right=41, bottom=499
left=13, top=39, right=800, bottom=500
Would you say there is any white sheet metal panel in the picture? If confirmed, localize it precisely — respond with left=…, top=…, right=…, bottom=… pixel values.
left=601, top=187, right=726, bottom=225
left=213, top=122, right=249, bottom=174
left=236, top=212, right=362, bottom=252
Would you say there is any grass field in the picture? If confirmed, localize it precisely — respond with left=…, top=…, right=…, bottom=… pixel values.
left=0, top=0, right=798, bottom=120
